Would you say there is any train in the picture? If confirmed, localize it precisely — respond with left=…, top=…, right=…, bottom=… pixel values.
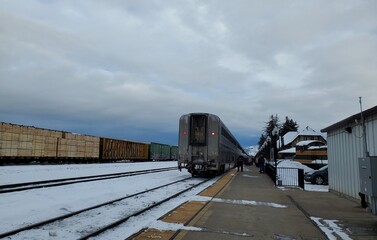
left=178, top=113, right=247, bottom=176
left=0, top=122, right=178, bottom=164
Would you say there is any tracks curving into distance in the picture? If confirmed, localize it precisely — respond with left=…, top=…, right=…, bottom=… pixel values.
left=0, top=167, right=177, bottom=194
left=0, top=176, right=209, bottom=239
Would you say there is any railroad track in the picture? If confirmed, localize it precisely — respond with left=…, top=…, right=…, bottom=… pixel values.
left=0, top=176, right=209, bottom=239
left=0, top=167, right=177, bottom=194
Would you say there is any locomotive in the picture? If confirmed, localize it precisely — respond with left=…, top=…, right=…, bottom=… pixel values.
left=178, top=113, right=246, bottom=176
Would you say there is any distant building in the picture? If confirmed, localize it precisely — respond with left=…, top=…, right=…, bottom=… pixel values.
left=256, top=126, right=325, bottom=159
left=278, top=147, right=296, bottom=159
left=278, top=126, right=327, bottom=150
left=321, top=105, right=377, bottom=215
left=293, top=140, right=327, bottom=167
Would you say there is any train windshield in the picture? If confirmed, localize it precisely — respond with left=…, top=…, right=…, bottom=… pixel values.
left=190, top=115, right=207, bottom=145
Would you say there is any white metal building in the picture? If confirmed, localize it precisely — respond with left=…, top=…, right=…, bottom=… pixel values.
left=321, top=105, right=377, bottom=214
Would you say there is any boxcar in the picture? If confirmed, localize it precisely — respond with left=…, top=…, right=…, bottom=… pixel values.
left=1, top=121, right=172, bottom=164
left=0, top=122, right=100, bottom=163
left=178, top=113, right=246, bottom=176
left=99, top=138, right=149, bottom=161
left=170, top=146, right=178, bottom=161
left=148, top=142, right=171, bottom=161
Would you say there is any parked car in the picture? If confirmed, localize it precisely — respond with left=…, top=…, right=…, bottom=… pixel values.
left=304, top=165, right=328, bottom=185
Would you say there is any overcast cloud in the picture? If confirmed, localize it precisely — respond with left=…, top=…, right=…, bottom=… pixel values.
left=1, top=0, right=376, bottom=146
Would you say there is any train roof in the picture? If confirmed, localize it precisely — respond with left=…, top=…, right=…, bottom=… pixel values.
left=180, top=112, right=220, bottom=119
left=180, top=113, right=244, bottom=151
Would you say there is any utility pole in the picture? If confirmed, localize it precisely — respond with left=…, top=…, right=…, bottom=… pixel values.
left=360, top=97, right=369, bottom=157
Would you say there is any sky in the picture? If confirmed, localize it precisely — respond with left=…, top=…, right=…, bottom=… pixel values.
left=1, top=0, right=377, bottom=147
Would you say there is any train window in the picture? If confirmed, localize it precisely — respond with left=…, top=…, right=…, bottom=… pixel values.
left=190, top=115, right=207, bottom=145
left=221, top=127, right=237, bottom=146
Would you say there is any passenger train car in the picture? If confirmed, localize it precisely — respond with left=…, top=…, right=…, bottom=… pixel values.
left=178, top=113, right=246, bottom=176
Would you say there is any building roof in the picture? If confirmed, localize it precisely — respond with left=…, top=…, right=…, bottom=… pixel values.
left=300, top=126, right=322, bottom=136
left=308, top=146, right=327, bottom=150
left=321, top=105, right=377, bottom=133
left=295, top=140, right=323, bottom=146
left=278, top=147, right=296, bottom=154
left=284, top=131, right=298, bottom=144
left=279, top=126, right=324, bottom=147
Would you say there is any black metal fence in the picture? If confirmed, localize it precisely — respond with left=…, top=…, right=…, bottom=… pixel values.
left=266, top=163, right=305, bottom=189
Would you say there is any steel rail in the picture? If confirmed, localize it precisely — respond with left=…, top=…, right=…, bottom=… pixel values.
left=0, top=167, right=177, bottom=194
left=0, top=176, right=192, bottom=239
left=78, top=178, right=211, bottom=240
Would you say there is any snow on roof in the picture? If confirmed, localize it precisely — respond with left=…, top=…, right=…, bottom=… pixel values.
left=278, top=147, right=296, bottom=154
left=281, top=131, right=298, bottom=146
left=308, top=145, right=327, bottom=150
left=296, top=140, right=323, bottom=146
left=299, top=126, right=322, bottom=136
left=279, top=126, right=324, bottom=147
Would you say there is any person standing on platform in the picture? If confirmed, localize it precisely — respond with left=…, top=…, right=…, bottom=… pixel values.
left=259, top=156, right=266, bottom=173
left=237, top=156, right=244, bottom=172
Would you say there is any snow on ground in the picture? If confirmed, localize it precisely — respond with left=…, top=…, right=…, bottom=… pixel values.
left=311, top=217, right=352, bottom=240
left=276, top=159, right=314, bottom=173
left=0, top=162, right=184, bottom=234
left=0, top=161, right=177, bottom=185
left=0, top=161, right=329, bottom=239
left=11, top=176, right=208, bottom=240
left=275, top=159, right=329, bottom=192
left=304, top=183, right=329, bottom=192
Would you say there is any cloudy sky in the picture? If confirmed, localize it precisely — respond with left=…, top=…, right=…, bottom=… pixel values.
left=1, top=0, right=376, bottom=147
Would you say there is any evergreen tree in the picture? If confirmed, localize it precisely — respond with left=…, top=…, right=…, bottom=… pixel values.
left=258, top=134, right=266, bottom=148
left=257, top=114, right=280, bottom=148
left=280, top=116, right=299, bottom=136
left=264, top=114, right=280, bottom=137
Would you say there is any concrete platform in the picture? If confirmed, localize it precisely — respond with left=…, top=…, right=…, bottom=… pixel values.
left=132, top=165, right=377, bottom=240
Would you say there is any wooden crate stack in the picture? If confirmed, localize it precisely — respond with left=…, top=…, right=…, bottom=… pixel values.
left=0, top=122, right=100, bottom=159
left=60, top=133, right=100, bottom=158
left=0, top=123, right=36, bottom=157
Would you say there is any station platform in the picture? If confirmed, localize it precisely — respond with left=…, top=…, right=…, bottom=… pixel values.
left=131, top=165, right=377, bottom=240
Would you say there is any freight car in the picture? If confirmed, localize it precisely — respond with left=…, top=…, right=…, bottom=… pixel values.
left=148, top=142, right=171, bottom=161
left=170, top=146, right=178, bottom=161
left=0, top=122, right=100, bottom=163
left=0, top=122, right=176, bottom=164
left=99, top=138, right=149, bottom=161
left=178, top=113, right=246, bottom=176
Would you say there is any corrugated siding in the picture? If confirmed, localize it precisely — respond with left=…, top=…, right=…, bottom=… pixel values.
left=327, top=114, right=377, bottom=199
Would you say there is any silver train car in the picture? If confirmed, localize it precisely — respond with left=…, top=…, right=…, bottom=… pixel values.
left=178, top=113, right=246, bottom=176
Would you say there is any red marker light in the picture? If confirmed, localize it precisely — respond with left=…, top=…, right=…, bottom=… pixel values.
left=183, top=131, right=187, bottom=135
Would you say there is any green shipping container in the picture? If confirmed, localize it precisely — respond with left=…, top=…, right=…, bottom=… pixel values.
left=149, top=142, right=171, bottom=161
left=170, top=146, right=178, bottom=161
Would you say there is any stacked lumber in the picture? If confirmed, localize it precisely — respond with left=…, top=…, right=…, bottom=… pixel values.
left=0, top=122, right=99, bottom=159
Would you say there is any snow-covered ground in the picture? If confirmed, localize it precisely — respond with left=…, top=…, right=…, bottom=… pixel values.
left=0, top=162, right=221, bottom=239
left=275, top=159, right=329, bottom=192
left=0, top=160, right=329, bottom=239
left=0, top=161, right=177, bottom=185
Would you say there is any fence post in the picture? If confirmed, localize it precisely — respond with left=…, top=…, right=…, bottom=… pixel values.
left=266, top=163, right=276, bottom=184
left=298, top=169, right=305, bottom=190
